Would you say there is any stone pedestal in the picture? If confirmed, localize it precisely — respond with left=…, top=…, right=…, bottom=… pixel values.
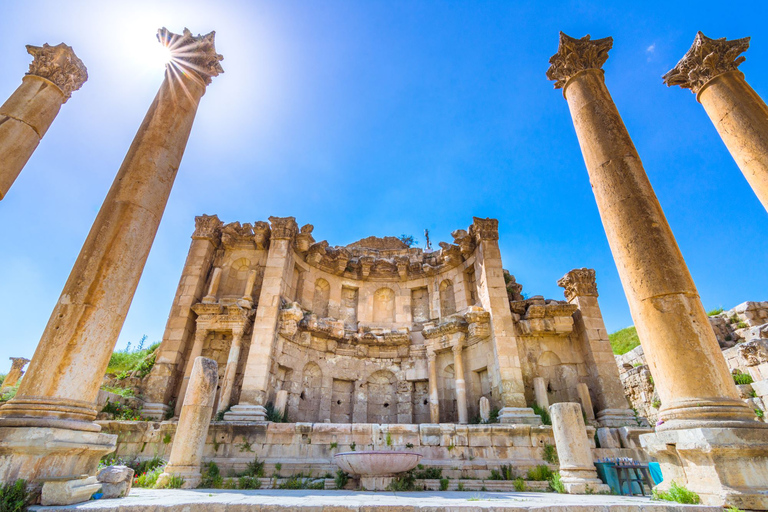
left=479, top=396, right=490, bottom=422
left=549, top=402, right=610, bottom=494
left=642, top=427, right=768, bottom=509
left=0, top=43, right=86, bottom=200
left=156, top=357, right=218, bottom=489
left=360, top=475, right=394, bottom=491
left=664, top=32, right=768, bottom=213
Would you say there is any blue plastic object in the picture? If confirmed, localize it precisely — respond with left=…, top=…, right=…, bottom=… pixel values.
left=648, top=461, right=663, bottom=485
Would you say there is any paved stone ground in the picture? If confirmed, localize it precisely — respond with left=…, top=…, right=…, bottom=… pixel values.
left=31, top=488, right=719, bottom=511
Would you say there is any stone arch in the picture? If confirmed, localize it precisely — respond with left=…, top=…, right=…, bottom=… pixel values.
left=440, top=279, right=456, bottom=317
left=312, top=278, right=330, bottom=317
left=366, top=370, right=397, bottom=423
left=221, top=257, right=251, bottom=296
left=296, top=361, right=322, bottom=422
left=373, top=287, right=395, bottom=323
left=536, top=351, right=578, bottom=404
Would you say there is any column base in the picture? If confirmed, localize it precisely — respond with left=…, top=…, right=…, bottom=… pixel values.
left=156, top=466, right=202, bottom=489
left=498, top=407, right=542, bottom=425
left=560, top=468, right=611, bottom=494
left=41, top=476, right=101, bottom=506
left=596, top=408, right=642, bottom=428
left=0, top=425, right=116, bottom=484
left=360, top=475, right=394, bottom=491
left=141, top=402, right=171, bottom=420
left=641, top=426, right=768, bottom=510
left=222, top=404, right=267, bottom=422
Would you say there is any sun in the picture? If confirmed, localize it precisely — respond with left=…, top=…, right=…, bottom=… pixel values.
left=152, top=43, right=173, bottom=68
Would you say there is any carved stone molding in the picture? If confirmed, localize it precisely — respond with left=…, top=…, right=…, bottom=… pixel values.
left=295, top=224, right=315, bottom=253
left=192, top=214, right=223, bottom=244
left=546, top=32, right=613, bottom=89
left=158, top=27, right=224, bottom=86
left=470, top=217, right=499, bottom=243
left=253, top=221, right=271, bottom=250
left=451, top=229, right=476, bottom=258
left=663, top=31, right=750, bottom=94
left=268, top=216, right=298, bottom=241
left=557, top=267, right=598, bottom=301
left=25, top=43, right=88, bottom=102
left=221, top=222, right=256, bottom=248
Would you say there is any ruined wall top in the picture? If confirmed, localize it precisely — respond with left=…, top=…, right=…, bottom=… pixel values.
left=663, top=31, right=750, bottom=94
left=546, top=32, right=613, bottom=89
left=25, top=43, right=88, bottom=102
left=347, top=236, right=409, bottom=250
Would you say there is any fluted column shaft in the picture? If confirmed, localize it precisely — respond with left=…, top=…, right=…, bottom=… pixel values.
left=550, top=37, right=756, bottom=430
left=217, top=329, right=244, bottom=414
left=427, top=351, right=440, bottom=423
left=0, top=29, right=222, bottom=432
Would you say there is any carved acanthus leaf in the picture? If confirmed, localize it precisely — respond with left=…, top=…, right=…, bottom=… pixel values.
left=546, top=32, right=613, bottom=89
left=192, top=214, right=223, bottom=243
left=268, top=216, right=298, bottom=240
left=158, top=27, right=224, bottom=86
left=25, top=43, right=88, bottom=102
left=557, top=267, right=598, bottom=301
left=663, top=32, right=750, bottom=94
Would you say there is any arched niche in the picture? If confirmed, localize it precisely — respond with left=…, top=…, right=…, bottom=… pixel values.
left=221, top=257, right=251, bottom=297
left=296, top=362, right=322, bottom=422
left=312, top=278, right=330, bottom=317
left=440, top=279, right=456, bottom=317
left=366, top=370, right=397, bottom=424
left=438, top=362, right=457, bottom=422
left=373, top=287, right=395, bottom=323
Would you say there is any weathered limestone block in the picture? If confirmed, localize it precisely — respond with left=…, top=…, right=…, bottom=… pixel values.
left=479, top=396, right=490, bottom=422
left=0, top=357, right=29, bottom=392
left=41, top=476, right=101, bottom=506
left=156, top=357, right=218, bottom=489
left=596, top=427, right=620, bottom=449
left=97, top=465, right=134, bottom=499
left=549, top=403, right=609, bottom=494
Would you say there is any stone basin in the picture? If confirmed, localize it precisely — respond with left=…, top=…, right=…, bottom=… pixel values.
left=334, top=451, right=422, bottom=490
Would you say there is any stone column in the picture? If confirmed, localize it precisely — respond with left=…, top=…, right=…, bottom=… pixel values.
left=471, top=217, right=540, bottom=424
left=156, top=357, right=218, bottom=489
left=558, top=268, right=635, bottom=427
left=237, top=269, right=258, bottom=308
left=1, top=358, right=30, bottom=393
left=548, top=33, right=768, bottom=509
left=175, top=327, right=209, bottom=416
left=575, top=383, right=595, bottom=422
left=226, top=216, right=298, bottom=422
left=202, top=267, right=222, bottom=303
left=0, top=28, right=223, bottom=485
left=532, top=377, right=549, bottom=409
left=427, top=350, right=440, bottom=423
left=0, top=43, right=87, bottom=200
left=142, top=216, right=222, bottom=419
left=216, top=328, right=244, bottom=415
left=549, top=402, right=610, bottom=494
left=664, top=32, right=768, bottom=213
left=452, top=342, right=468, bottom=424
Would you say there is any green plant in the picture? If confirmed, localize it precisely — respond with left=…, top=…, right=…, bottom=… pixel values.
left=164, top=400, right=175, bottom=420
left=549, top=472, right=565, bottom=493
left=238, top=476, right=261, bottom=489
left=489, top=465, right=516, bottom=481
left=386, top=432, right=392, bottom=446
left=388, top=470, right=416, bottom=491
left=652, top=399, right=661, bottom=409
left=100, top=385, right=136, bottom=398
left=158, top=474, right=185, bottom=489
left=513, top=477, right=526, bottom=492
left=199, top=462, right=223, bottom=489
left=279, top=474, right=324, bottom=490
left=334, top=469, right=350, bottom=489
left=136, top=467, right=164, bottom=488
left=414, top=466, right=442, bottom=479
left=0, top=479, right=32, bottom=512
left=531, top=404, right=551, bottom=425
left=652, top=481, right=700, bottom=504
left=214, top=406, right=231, bottom=422
left=0, top=383, right=19, bottom=402
left=527, top=464, right=553, bottom=481
left=245, top=457, right=265, bottom=478
left=405, top=443, right=414, bottom=448
left=707, top=307, right=724, bottom=316
left=238, top=440, right=254, bottom=453
left=756, top=408, right=764, bottom=419
left=447, top=444, right=455, bottom=451
left=736, top=321, right=748, bottom=329
left=457, top=482, right=465, bottom=491
left=101, top=399, right=148, bottom=421
left=542, top=443, right=558, bottom=465
left=350, top=442, right=356, bottom=451
left=750, top=390, right=758, bottom=398
left=162, top=433, right=172, bottom=444
left=648, top=376, right=654, bottom=386
left=733, top=371, right=754, bottom=385
left=608, top=326, right=640, bottom=355
left=729, top=314, right=739, bottom=324
left=439, top=477, right=450, bottom=491
left=107, top=336, right=160, bottom=377
left=265, top=402, right=287, bottom=423
left=330, top=442, right=338, bottom=449
left=726, top=506, right=745, bottom=512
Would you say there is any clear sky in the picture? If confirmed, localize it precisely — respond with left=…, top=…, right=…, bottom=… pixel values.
left=1, top=1, right=767, bottom=366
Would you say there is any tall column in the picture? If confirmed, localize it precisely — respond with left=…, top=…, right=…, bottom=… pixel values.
left=471, top=217, right=540, bottom=424
left=1, top=358, right=30, bottom=393
left=427, top=350, right=440, bottom=423
left=0, top=28, right=223, bottom=486
left=452, top=341, right=468, bottom=424
left=664, top=32, right=768, bottom=213
left=175, top=327, right=209, bottom=416
left=225, top=216, right=298, bottom=422
left=202, top=267, right=222, bottom=303
left=238, top=269, right=258, bottom=308
left=558, top=268, right=635, bottom=426
left=216, top=328, right=244, bottom=415
left=0, top=43, right=87, bottom=200
left=547, top=33, right=768, bottom=509
left=142, top=215, right=222, bottom=419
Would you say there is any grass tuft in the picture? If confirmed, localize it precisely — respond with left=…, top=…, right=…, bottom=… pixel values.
left=609, top=326, right=641, bottom=355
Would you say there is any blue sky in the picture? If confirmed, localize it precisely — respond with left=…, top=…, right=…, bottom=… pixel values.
left=1, top=1, right=767, bottom=365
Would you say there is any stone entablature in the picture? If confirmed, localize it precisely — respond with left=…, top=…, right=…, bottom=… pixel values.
left=510, top=298, right=578, bottom=337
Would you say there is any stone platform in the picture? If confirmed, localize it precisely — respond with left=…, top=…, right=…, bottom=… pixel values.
left=32, top=489, right=719, bottom=511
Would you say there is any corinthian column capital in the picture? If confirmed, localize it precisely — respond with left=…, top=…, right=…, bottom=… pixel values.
left=269, top=216, right=299, bottom=240
left=663, top=32, right=750, bottom=94
left=557, top=268, right=598, bottom=301
left=470, top=217, right=499, bottom=243
left=192, top=214, right=223, bottom=243
left=546, top=32, right=613, bottom=90
left=158, top=27, right=224, bottom=86
left=25, top=43, right=88, bottom=102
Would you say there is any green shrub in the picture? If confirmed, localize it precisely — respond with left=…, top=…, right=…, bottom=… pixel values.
left=0, top=479, right=32, bottom=512
left=526, top=465, right=553, bottom=481
left=652, top=481, right=700, bottom=504
left=706, top=307, right=724, bottom=316
left=238, top=476, right=261, bottom=489
left=733, top=371, right=754, bottom=385
left=756, top=408, right=764, bottom=419
left=531, top=404, right=551, bottom=425
left=609, top=326, right=641, bottom=355
left=245, top=457, right=265, bottom=478
left=652, top=399, right=661, bottom=409
left=101, top=399, right=148, bottom=421
left=134, top=456, right=165, bottom=476
left=136, top=467, right=163, bottom=488
left=549, top=472, right=565, bottom=493
left=265, top=402, right=287, bottom=423
left=279, top=475, right=323, bottom=490
left=0, top=384, right=19, bottom=402
left=414, top=466, right=442, bottom=479
left=542, top=443, right=558, bottom=465
left=736, top=321, right=748, bottom=329
left=388, top=470, right=416, bottom=491
left=334, top=469, right=350, bottom=489
left=489, top=465, right=516, bottom=481
left=439, top=477, right=450, bottom=491
left=107, top=336, right=160, bottom=377
left=513, top=477, right=526, bottom=492
left=100, top=385, right=135, bottom=398
left=386, top=432, right=392, bottom=446
left=157, top=474, right=185, bottom=489
left=199, top=462, right=223, bottom=489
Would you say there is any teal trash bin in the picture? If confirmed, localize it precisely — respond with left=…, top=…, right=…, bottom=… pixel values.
left=595, top=462, right=620, bottom=494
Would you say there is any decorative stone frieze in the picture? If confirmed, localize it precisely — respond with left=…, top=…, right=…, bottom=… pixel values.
left=557, top=268, right=598, bottom=302
left=252, top=221, right=271, bottom=249
left=158, top=27, right=223, bottom=86
left=511, top=297, right=578, bottom=337
left=26, top=43, right=87, bottom=102
left=269, top=216, right=298, bottom=240
left=353, top=329, right=411, bottom=346
left=546, top=32, right=613, bottom=90
left=663, top=32, right=750, bottom=94
left=465, top=306, right=491, bottom=340
left=299, top=314, right=345, bottom=340
left=191, top=303, right=254, bottom=329
left=221, top=221, right=257, bottom=248
left=423, top=315, right=469, bottom=340
left=192, top=214, right=223, bottom=243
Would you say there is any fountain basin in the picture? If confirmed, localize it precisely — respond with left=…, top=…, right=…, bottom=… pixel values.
left=334, top=451, right=422, bottom=490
